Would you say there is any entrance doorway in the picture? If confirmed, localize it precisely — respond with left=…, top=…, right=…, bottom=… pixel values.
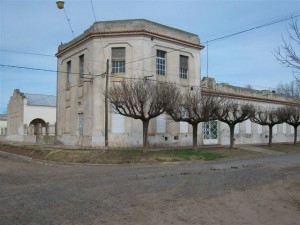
left=203, top=120, right=218, bottom=145
left=29, top=118, right=46, bottom=135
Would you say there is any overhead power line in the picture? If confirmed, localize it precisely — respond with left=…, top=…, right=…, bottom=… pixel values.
left=63, top=7, right=75, bottom=38
left=2, top=13, right=299, bottom=63
left=204, top=14, right=300, bottom=43
left=0, top=64, right=105, bottom=77
left=0, top=49, right=55, bottom=57
left=90, top=0, right=97, bottom=21
left=1, top=12, right=299, bottom=92
left=123, top=13, right=300, bottom=67
left=0, top=63, right=275, bottom=90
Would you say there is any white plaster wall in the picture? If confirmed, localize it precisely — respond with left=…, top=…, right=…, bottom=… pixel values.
left=0, top=121, right=7, bottom=127
left=24, top=105, right=56, bottom=125
left=219, top=115, right=299, bottom=146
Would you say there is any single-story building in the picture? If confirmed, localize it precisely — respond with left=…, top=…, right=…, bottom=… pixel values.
left=6, top=89, right=56, bottom=142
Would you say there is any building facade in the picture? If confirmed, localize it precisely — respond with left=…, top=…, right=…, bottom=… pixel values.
left=0, top=114, right=7, bottom=136
left=201, top=77, right=300, bottom=145
left=6, top=89, right=56, bottom=141
left=56, top=19, right=204, bottom=147
left=56, top=19, right=299, bottom=148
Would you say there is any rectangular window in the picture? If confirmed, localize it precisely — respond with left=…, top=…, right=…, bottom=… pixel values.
left=180, top=122, right=188, bottom=133
left=179, top=55, right=188, bottom=79
left=156, top=50, right=166, bottom=75
left=282, top=123, right=287, bottom=134
left=257, top=124, right=263, bottom=134
left=156, top=114, right=166, bottom=133
left=273, top=124, right=278, bottom=134
left=245, top=119, right=252, bottom=134
left=291, top=125, right=294, bottom=134
left=203, top=121, right=218, bottom=145
left=65, top=107, right=70, bottom=133
left=112, top=47, right=125, bottom=73
left=67, top=61, right=71, bottom=83
left=112, top=113, right=125, bottom=133
left=78, top=113, right=84, bottom=145
left=79, top=55, right=84, bottom=78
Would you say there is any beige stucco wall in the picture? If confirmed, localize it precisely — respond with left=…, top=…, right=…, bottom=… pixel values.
left=56, top=20, right=299, bottom=148
left=7, top=89, right=25, bottom=136
left=56, top=20, right=202, bottom=147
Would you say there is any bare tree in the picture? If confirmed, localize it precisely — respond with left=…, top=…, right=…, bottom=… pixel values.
left=250, top=107, right=286, bottom=147
left=274, top=20, right=300, bottom=75
left=276, top=80, right=300, bottom=98
left=281, top=106, right=300, bottom=144
left=107, top=79, right=179, bottom=149
left=217, top=102, right=255, bottom=149
left=166, top=91, right=222, bottom=148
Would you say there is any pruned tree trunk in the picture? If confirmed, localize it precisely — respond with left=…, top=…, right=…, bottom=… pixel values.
left=142, top=120, right=149, bottom=150
left=268, top=125, right=273, bottom=147
left=229, top=125, right=235, bottom=149
left=192, top=124, right=198, bottom=148
left=294, top=126, right=298, bottom=145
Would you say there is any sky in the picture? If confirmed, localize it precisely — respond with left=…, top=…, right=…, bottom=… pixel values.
left=0, top=0, right=300, bottom=114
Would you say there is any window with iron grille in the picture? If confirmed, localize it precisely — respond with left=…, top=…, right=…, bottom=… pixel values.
left=112, top=47, right=125, bottom=73
left=179, top=55, right=188, bottom=79
left=203, top=121, right=218, bottom=140
left=156, top=50, right=166, bottom=75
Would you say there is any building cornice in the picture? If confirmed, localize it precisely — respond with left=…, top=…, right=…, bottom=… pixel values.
left=202, top=88, right=300, bottom=107
left=56, top=29, right=204, bottom=57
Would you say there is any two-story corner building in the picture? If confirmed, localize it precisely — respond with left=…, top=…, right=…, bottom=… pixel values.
left=56, top=19, right=204, bottom=147
left=6, top=89, right=56, bottom=141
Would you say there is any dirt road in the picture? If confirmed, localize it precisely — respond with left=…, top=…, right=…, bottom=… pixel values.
left=0, top=153, right=299, bottom=225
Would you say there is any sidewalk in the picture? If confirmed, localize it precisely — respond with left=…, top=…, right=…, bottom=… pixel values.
left=239, top=145, right=285, bottom=155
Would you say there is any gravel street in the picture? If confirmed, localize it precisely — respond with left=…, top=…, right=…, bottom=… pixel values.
left=0, top=153, right=300, bottom=225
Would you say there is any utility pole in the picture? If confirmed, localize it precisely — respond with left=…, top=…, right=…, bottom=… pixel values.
left=206, top=41, right=209, bottom=78
left=105, top=59, right=109, bottom=150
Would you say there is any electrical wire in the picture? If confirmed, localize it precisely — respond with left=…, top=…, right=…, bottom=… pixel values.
left=63, top=7, right=75, bottom=39
left=0, top=49, right=55, bottom=58
left=203, top=10, right=300, bottom=42
left=2, top=12, right=300, bottom=111
left=204, top=14, right=300, bottom=44
left=0, top=62, right=279, bottom=91
left=0, top=49, right=107, bottom=64
left=0, top=64, right=104, bottom=77
left=3, top=74, right=299, bottom=114
left=4, top=79, right=96, bottom=112
left=90, top=0, right=97, bottom=22
left=123, top=13, right=300, bottom=67
left=3, top=13, right=298, bottom=69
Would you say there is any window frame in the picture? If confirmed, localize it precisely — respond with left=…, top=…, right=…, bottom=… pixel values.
left=111, top=47, right=126, bottom=74
left=79, top=55, right=84, bottom=79
left=179, top=55, right=188, bottom=79
left=66, top=61, right=71, bottom=84
left=156, top=50, right=166, bottom=76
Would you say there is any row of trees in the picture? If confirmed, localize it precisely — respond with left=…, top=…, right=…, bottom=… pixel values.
left=107, top=79, right=300, bottom=150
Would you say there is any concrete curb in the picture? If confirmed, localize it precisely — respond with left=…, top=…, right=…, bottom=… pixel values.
left=0, top=151, right=32, bottom=161
left=239, top=146, right=285, bottom=155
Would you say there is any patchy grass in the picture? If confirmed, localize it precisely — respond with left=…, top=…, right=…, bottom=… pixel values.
left=171, top=149, right=224, bottom=160
left=0, top=142, right=265, bottom=164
